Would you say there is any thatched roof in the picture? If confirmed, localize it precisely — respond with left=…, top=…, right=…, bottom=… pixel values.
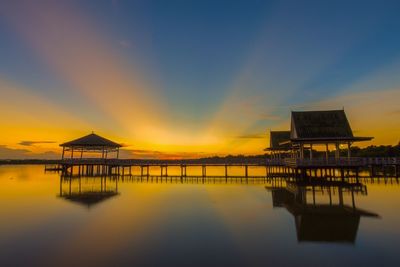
left=290, top=110, right=373, bottom=142
left=60, top=133, right=122, bottom=148
left=266, top=131, right=291, bottom=151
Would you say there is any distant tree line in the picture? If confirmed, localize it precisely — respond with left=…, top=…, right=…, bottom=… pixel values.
left=346, top=143, right=400, bottom=157
left=267, top=143, right=400, bottom=158
left=0, top=143, right=399, bottom=165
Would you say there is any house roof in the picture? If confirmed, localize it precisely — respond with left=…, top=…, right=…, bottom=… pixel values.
left=292, top=110, right=352, bottom=139
left=60, top=133, right=122, bottom=148
left=290, top=110, right=373, bottom=142
left=266, top=131, right=291, bottom=151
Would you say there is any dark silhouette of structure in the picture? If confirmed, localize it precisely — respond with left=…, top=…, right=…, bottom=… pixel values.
left=58, top=176, right=119, bottom=208
left=267, top=180, right=379, bottom=243
left=265, top=131, right=291, bottom=159
left=60, top=132, right=122, bottom=160
left=284, top=109, right=373, bottom=160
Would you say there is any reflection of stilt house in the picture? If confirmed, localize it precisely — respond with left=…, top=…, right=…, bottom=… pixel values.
left=60, top=133, right=122, bottom=160
left=282, top=110, right=373, bottom=160
left=267, top=181, right=379, bottom=243
left=59, top=176, right=119, bottom=208
left=265, top=131, right=291, bottom=159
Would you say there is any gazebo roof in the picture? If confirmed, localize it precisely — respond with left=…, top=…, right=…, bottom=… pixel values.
left=289, top=110, right=373, bottom=142
left=60, top=133, right=122, bottom=148
left=265, top=131, right=291, bottom=151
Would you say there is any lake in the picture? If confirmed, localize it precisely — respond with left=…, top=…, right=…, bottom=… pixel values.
left=1, top=165, right=400, bottom=267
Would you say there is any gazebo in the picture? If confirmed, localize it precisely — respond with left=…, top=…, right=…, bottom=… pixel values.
left=283, top=110, right=373, bottom=160
left=60, top=133, right=122, bottom=160
left=264, top=131, right=291, bottom=159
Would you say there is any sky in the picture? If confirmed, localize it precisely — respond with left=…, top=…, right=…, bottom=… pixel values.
left=0, top=0, right=399, bottom=159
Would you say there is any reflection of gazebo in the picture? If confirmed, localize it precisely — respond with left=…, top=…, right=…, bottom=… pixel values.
left=60, top=133, right=122, bottom=160
left=267, top=181, right=379, bottom=243
left=58, top=176, right=119, bottom=208
left=264, top=131, right=291, bottom=159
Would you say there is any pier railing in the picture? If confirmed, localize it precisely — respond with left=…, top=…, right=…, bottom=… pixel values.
left=58, top=157, right=399, bottom=168
left=284, top=157, right=400, bottom=168
left=60, top=158, right=271, bottom=166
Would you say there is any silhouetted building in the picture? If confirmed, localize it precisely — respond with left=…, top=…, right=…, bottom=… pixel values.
left=60, top=132, right=122, bottom=159
left=282, top=110, right=373, bottom=159
left=265, top=131, right=291, bottom=159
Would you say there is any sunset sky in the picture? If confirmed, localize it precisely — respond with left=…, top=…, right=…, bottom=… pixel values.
left=0, top=0, right=399, bottom=159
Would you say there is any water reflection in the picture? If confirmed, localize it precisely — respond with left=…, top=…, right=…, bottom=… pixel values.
left=267, top=179, right=380, bottom=243
left=59, top=176, right=119, bottom=208
left=2, top=165, right=400, bottom=266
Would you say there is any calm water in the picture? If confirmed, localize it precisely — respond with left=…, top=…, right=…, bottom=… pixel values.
left=1, top=165, right=400, bottom=267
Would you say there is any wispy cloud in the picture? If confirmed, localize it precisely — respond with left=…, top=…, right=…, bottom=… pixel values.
left=258, top=113, right=281, bottom=121
left=118, top=40, right=131, bottom=48
left=236, top=134, right=265, bottom=139
left=0, top=145, right=59, bottom=159
left=18, top=140, right=56, bottom=146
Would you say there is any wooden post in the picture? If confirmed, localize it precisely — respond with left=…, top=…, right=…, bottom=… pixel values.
left=300, top=143, right=304, bottom=159
left=71, top=148, right=74, bottom=159
left=325, top=144, right=329, bottom=160
left=117, top=148, right=120, bottom=159
left=335, top=143, right=340, bottom=159
left=347, top=142, right=351, bottom=159
left=309, top=144, right=313, bottom=160
left=61, top=147, right=65, bottom=160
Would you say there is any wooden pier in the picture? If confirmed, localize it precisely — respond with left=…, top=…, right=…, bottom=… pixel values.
left=44, top=156, right=400, bottom=180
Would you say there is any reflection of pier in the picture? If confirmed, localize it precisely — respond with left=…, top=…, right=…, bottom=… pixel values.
left=267, top=179, right=379, bottom=243
left=59, top=176, right=119, bottom=208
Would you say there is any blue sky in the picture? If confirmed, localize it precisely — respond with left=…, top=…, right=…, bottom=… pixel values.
left=0, top=0, right=399, bottom=158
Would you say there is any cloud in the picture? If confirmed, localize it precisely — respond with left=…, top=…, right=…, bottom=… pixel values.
left=236, top=134, right=265, bottom=139
left=18, top=140, right=56, bottom=146
left=258, top=113, right=281, bottom=121
left=118, top=40, right=131, bottom=48
left=0, top=145, right=59, bottom=159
